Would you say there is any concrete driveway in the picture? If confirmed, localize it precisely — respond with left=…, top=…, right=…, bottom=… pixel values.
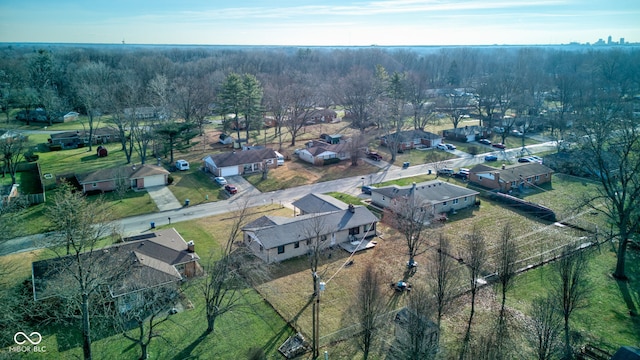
left=146, top=185, right=182, bottom=211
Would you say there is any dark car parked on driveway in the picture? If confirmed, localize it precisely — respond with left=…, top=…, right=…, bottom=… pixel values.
left=224, top=184, right=238, bottom=194
left=484, top=155, right=498, bottom=162
left=492, top=143, right=506, bottom=149
left=367, top=152, right=383, bottom=161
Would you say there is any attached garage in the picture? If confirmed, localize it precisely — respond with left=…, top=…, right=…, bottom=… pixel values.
left=219, top=166, right=239, bottom=177
left=141, top=174, right=166, bottom=187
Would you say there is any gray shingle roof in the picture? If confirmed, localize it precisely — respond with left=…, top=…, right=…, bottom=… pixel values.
left=292, top=193, right=349, bottom=214
left=32, top=228, right=199, bottom=300
left=243, top=206, right=378, bottom=249
left=371, top=180, right=478, bottom=204
left=205, top=148, right=277, bottom=167
left=75, top=164, right=168, bottom=184
left=470, top=163, right=553, bottom=183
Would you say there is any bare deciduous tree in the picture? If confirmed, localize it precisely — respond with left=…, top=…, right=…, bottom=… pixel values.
left=0, top=131, right=28, bottom=184
left=459, top=225, right=487, bottom=360
left=201, top=200, right=269, bottom=335
left=116, top=286, right=180, bottom=360
left=383, top=184, right=434, bottom=277
left=526, top=294, right=563, bottom=360
left=391, top=285, right=438, bottom=360
left=44, top=181, right=122, bottom=360
left=494, top=223, right=518, bottom=359
left=553, top=244, right=590, bottom=360
left=352, top=263, right=388, bottom=360
left=428, top=233, right=458, bottom=346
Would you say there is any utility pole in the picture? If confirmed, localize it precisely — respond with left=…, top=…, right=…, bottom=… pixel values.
left=311, top=273, right=325, bottom=359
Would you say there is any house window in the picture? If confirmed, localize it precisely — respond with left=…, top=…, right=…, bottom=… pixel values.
left=464, top=197, right=468, bottom=202
left=349, top=227, right=360, bottom=235
left=535, top=175, right=540, bottom=181
left=320, top=235, right=327, bottom=241
left=92, top=183, right=97, bottom=187
left=512, top=181, right=517, bottom=186
left=527, top=177, right=532, bottom=183
left=294, top=241, right=300, bottom=248
left=453, top=199, right=459, bottom=205
left=277, top=245, right=285, bottom=254
left=442, top=201, right=447, bottom=206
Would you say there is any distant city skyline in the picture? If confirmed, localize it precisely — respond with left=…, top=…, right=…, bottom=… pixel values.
left=1, top=0, right=639, bottom=46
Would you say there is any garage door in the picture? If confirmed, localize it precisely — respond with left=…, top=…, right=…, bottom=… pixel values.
left=144, top=175, right=165, bottom=187
left=220, top=167, right=239, bottom=177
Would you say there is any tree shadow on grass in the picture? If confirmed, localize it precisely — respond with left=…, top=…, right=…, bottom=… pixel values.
left=171, top=329, right=210, bottom=360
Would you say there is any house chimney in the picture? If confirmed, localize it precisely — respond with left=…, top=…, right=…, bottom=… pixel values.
left=132, top=164, right=136, bottom=171
left=501, top=164, right=506, bottom=170
left=348, top=204, right=355, bottom=213
left=187, top=241, right=195, bottom=253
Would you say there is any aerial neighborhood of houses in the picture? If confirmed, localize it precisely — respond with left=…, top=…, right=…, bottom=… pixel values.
left=2, top=45, right=638, bottom=360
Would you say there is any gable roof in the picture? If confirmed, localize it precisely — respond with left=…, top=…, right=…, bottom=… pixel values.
left=243, top=206, right=378, bottom=249
left=292, top=193, right=350, bottom=214
left=50, top=128, right=119, bottom=141
left=304, top=142, right=350, bottom=156
left=32, top=228, right=199, bottom=300
left=443, top=125, right=482, bottom=135
left=75, top=164, right=168, bottom=184
left=470, top=163, right=553, bottom=183
left=371, top=180, right=478, bottom=205
left=384, top=130, right=441, bottom=142
left=205, top=148, right=277, bottom=167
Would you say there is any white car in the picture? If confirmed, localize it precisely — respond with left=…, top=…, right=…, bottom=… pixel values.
left=436, top=143, right=448, bottom=150
left=214, top=177, right=227, bottom=185
left=175, top=159, right=190, bottom=171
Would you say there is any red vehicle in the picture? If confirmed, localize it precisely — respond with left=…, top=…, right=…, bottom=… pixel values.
left=224, top=184, right=238, bottom=194
left=492, top=143, right=506, bottom=149
left=367, top=152, right=383, bottom=161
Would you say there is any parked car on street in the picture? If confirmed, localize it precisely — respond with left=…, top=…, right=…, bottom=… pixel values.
left=436, top=143, right=448, bottom=150
left=437, top=168, right=455, bottom=176
left=492, top=143, right=506, bottom=149
left=478, top=138, right=492, bottom=145
left=484, top=155, right=498, bottom=162
left=361, top=185, right=375, bottom=195
left=214, top=177, right=227, bottom=185
left=224, top=184, right=238, bottom=194
left=445, top=143, right=456, bottom=150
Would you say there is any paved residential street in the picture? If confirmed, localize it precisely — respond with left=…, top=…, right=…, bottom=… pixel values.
left=1, top=141, right=557, bottom=256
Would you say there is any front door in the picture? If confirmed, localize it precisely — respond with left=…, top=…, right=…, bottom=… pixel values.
left=331, top=233, right=336, bottom=246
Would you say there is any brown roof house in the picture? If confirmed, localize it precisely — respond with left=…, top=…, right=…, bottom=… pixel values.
left=49, top=128, right=121, bottom=149
left=298, top=140, right=351, bottom=165
left=203, top=148, right=278, bottom=177
left=469, top=163, right=554, bottom=193
left=380, top=130, right=443, bottom=150
left=75, top=163, right=169, bottom=194
left=31, top=228, right=201, bottom=305
left=243, top=195, right=379, bottom=263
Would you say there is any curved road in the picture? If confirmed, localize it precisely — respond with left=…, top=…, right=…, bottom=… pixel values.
left=2, top=141, right=557, bottom=256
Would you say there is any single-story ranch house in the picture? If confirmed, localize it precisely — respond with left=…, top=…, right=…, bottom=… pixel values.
left=242, top=195, right=379, bottom=263
left=380, top=130, right=442, bottom=150
left=203, top=148, right=278, bottom=177
left=32, top=228, right=201, bottom=302
left=370, top=180, right=479, bottom=217
left=75, top=163, right=169, bottom=194
left=298, top=141, right=351, bottom=165
left=49, top=128, right=121, bottom=149
left=469, top=163, right=554, bottom=193
left=442, top=125, right=487, bottom=142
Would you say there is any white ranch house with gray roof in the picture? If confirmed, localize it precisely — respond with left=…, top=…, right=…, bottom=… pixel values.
left=242, top=202, right=378, bottom=263
left=371, top=180, right=479, bottom=217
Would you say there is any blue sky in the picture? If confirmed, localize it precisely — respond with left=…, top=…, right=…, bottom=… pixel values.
left=1, top=0, right=638, bottom=45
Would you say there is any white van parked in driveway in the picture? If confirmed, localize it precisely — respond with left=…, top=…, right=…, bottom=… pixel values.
left=175, top=159, right=190, bottom=171
left=274, top=151, right=285, bottom=166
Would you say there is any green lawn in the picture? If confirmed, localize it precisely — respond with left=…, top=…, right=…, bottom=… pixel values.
left=509, top=246, right=640, bottom=354
left=168, top=168, right=225, bottom=205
